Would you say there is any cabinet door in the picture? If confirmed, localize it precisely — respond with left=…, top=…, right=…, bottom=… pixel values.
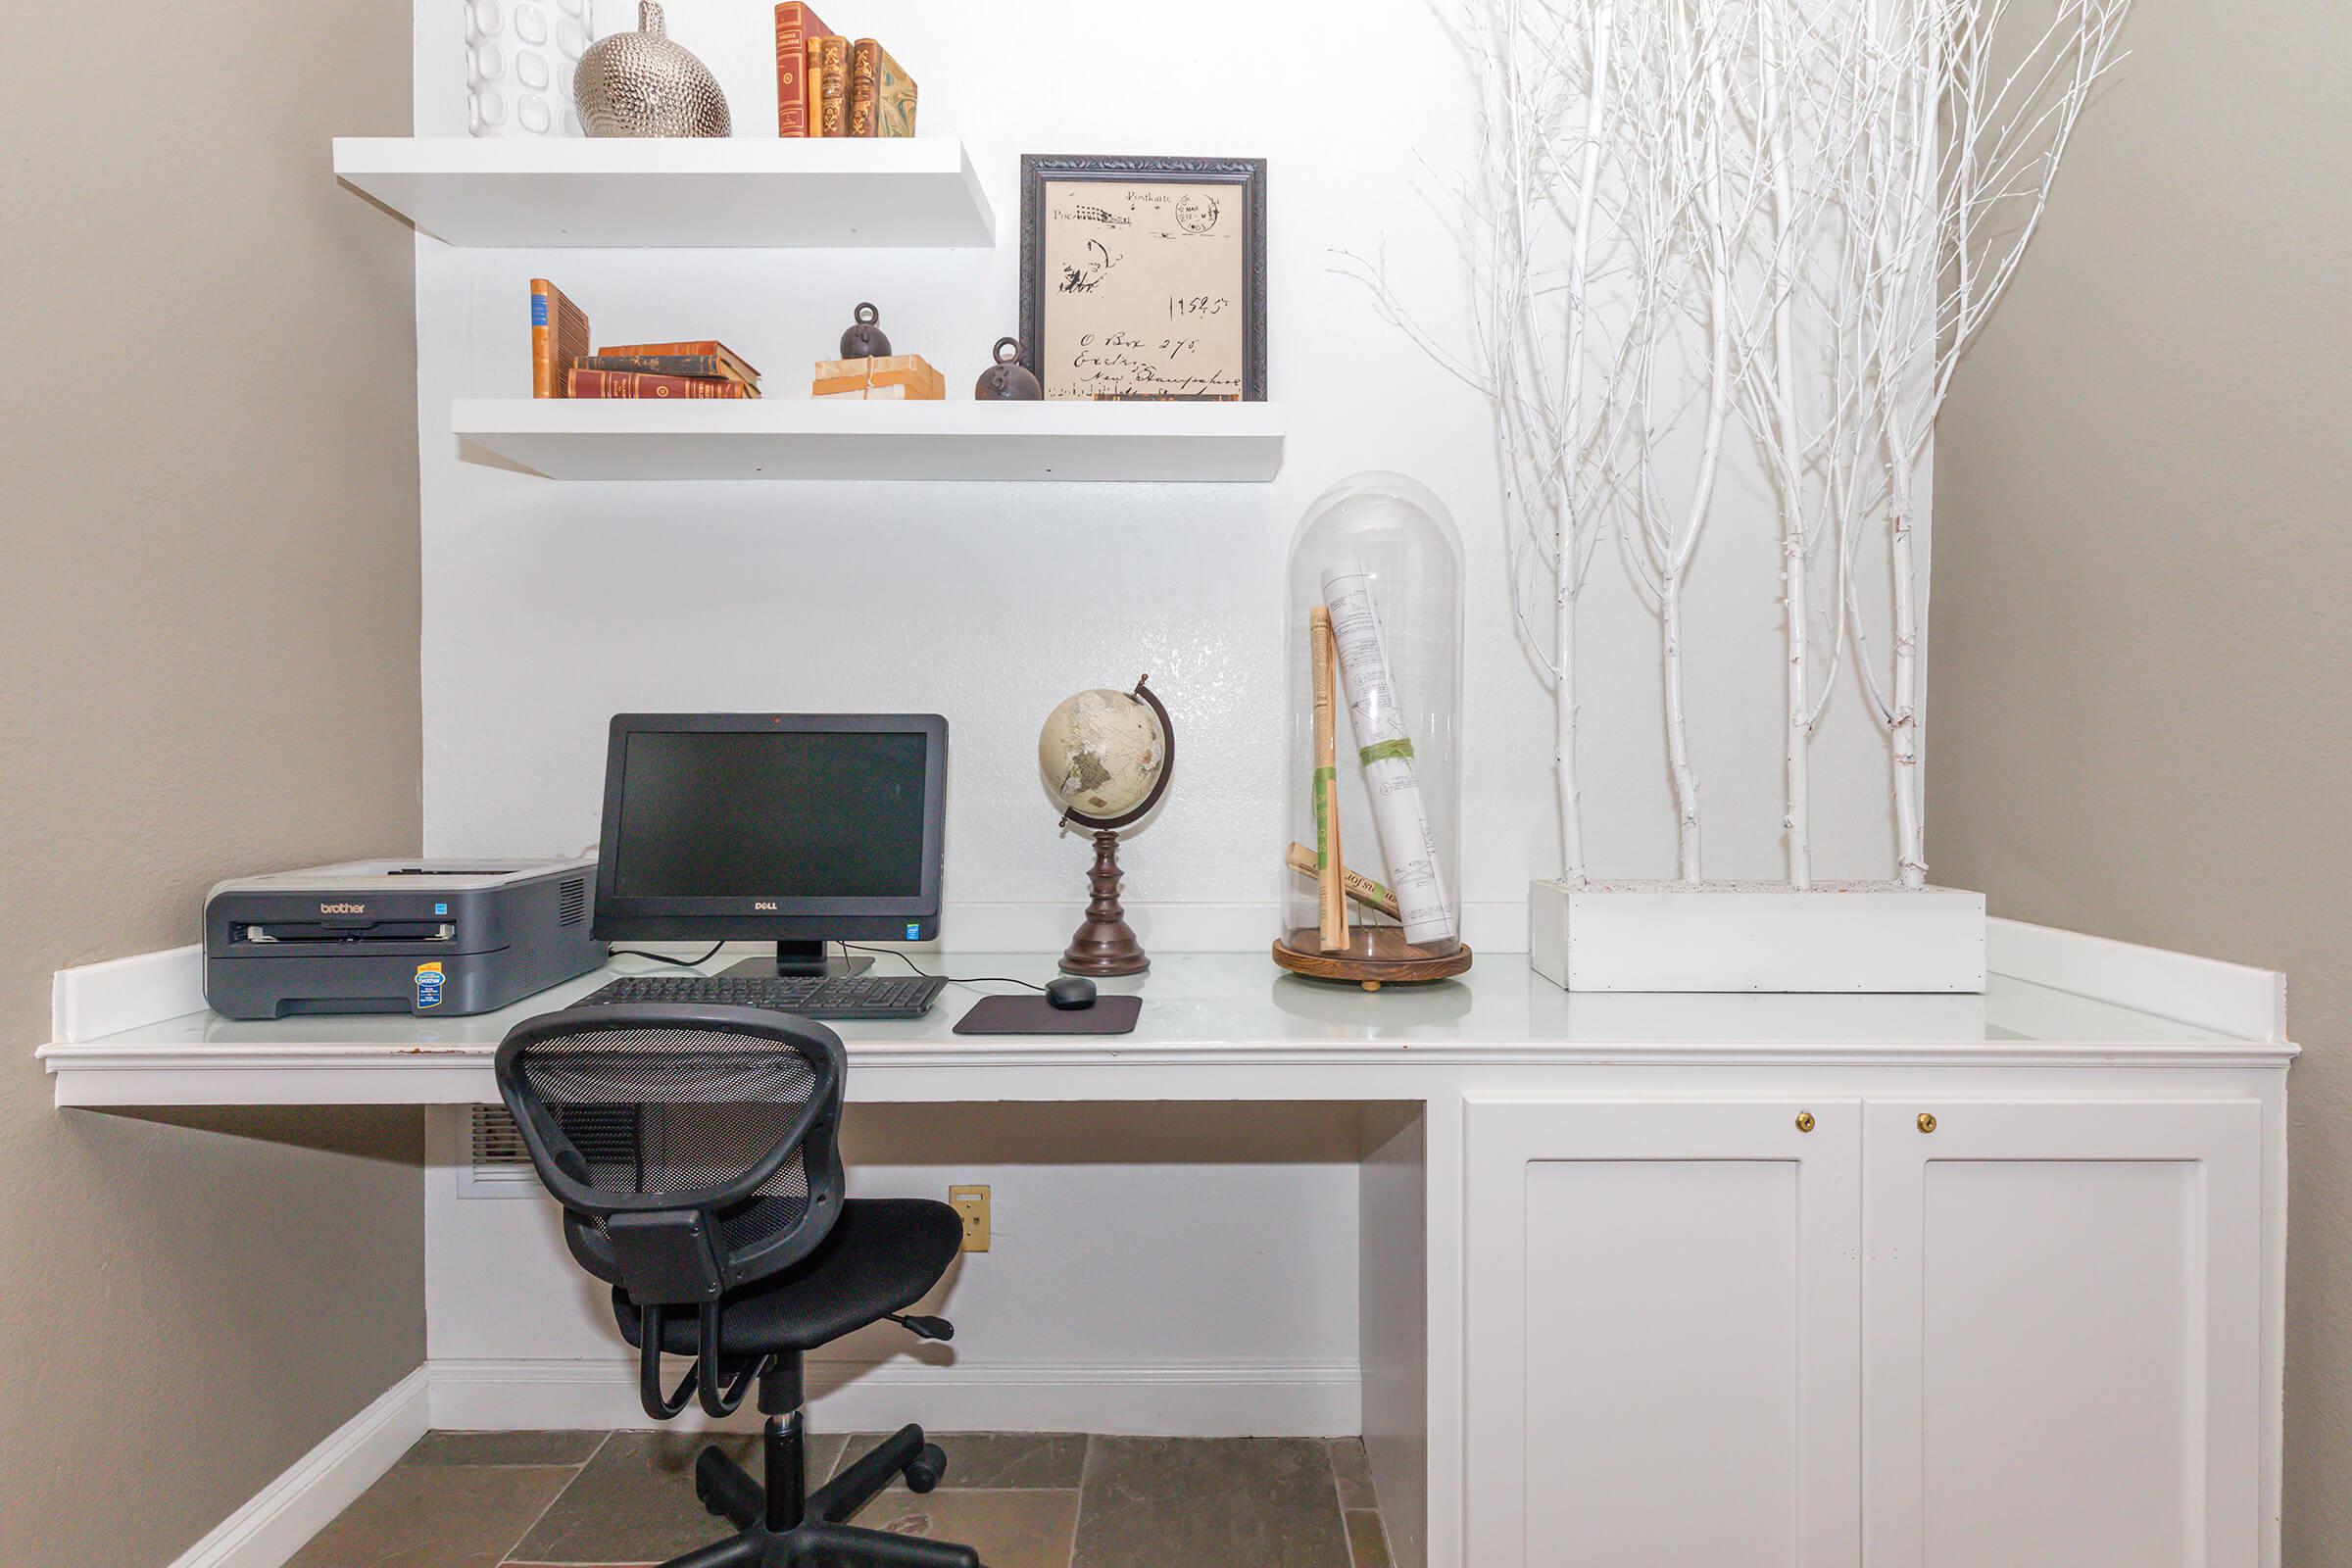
left=1863, top=1099, right=2263, bottom=1568
left=1463, top=1098, right=1862, bottom=1568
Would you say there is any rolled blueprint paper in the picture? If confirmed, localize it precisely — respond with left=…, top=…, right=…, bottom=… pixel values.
left=1318, top=561, right=1456, bottom=946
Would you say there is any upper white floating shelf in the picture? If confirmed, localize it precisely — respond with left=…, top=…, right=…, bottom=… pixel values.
left=451, top=398, right=1286, bottom=483
left=331, top=136, right=996, bottom=248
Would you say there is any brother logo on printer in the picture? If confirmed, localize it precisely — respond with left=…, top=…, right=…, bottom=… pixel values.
left=414, top=962, right=445, bottom=1009
left=319, top=902, right=367, bottom=914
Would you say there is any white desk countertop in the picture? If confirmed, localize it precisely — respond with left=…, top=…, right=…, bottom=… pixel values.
left=36, top=943, right=2294, bottom=1108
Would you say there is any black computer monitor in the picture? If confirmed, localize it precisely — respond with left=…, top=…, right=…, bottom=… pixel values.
left=592, top=712, right=948, bottom=978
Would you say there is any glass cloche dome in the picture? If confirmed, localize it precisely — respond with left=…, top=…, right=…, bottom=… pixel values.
left=1273, top=472, right=1468, bottom=989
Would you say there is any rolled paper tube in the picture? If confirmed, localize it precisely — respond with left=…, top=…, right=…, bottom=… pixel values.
left=1309, top=606, right=1348, bottom=952
left=1318, top=561, right=1456, bottom=946
left=1284, top=844, right=1401, bottom=919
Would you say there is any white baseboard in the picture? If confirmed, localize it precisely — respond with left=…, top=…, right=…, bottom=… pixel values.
left=170, top=1368, right=429, bottom=1568
left=427, top=1356, right=1360, bottom=1438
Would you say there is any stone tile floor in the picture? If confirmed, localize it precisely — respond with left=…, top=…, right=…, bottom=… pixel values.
left=287, top=1429, right=1395, bottom=1568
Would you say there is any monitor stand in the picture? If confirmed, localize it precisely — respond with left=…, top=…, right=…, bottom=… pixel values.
left=718, top=940, right=873, bottom=981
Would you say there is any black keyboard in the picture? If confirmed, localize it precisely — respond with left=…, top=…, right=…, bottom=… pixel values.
left=579, top=972, right=948, bottom=1020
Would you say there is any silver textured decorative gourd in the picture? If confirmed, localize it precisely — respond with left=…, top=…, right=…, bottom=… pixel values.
left=573, top=1, right=730, bottom=138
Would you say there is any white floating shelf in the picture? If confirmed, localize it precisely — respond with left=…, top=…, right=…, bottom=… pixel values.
left=451, top=398, right=1287, bottom=482
left=332, top=136, right=995, bottom=248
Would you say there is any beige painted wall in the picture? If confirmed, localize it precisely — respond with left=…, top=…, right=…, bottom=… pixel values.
left=0, top=2, right=426, bottom=1564
left=1929, top=3, right=2351, bottom=1559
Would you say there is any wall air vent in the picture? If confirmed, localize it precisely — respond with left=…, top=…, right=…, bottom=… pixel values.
left=471, top=1102, right=528, bottom=1164
left=558, top=877, right=588, bottom=926
left=460, top=1104, right=541, bottom=1198
left=460, top=1102, right=637, bottom=1199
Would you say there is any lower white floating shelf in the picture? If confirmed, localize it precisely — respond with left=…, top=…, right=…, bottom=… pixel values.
left=450, top=398, right=1286, bottom=482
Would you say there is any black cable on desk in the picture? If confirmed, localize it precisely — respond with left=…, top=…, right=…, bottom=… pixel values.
left=837, top=943, right=1047, bottom=994
left=607, top=941, right=726, bottom=968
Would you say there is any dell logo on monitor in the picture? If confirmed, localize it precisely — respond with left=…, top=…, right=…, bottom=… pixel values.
left=753, top=901, right=778, bottom=911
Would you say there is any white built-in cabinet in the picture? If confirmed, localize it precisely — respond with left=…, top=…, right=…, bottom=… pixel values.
left=1860, top=1098, right=2265, bottom=1568
left=1463, top=1093, right=2268, bottom=1568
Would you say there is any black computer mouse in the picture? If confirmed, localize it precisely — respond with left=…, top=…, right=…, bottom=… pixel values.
left=1045, top=976, right=1099, bottom=1010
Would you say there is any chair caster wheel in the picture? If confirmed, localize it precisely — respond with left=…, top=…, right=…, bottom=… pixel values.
left=905, top=1442, right=948, bottom=1494
left=692, top=1446, right=745, bottom=1521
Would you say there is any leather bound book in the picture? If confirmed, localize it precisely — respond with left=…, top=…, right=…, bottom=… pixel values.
left=849, top=39, right=880, bottom=137
left=530, top=278, right=590, bottom=399
left=597, top=341, right=763, bottom=382
left=579, top=353, right=760, bottom=391
left=772, top=4, right=833, bottom=136
left=815, top=34, right=851, bottom=138
left=873, top=42, right=916, bottom=137
left=806, top=35, right=823, bottom=132
left=567, top=369, right=754, bottom=399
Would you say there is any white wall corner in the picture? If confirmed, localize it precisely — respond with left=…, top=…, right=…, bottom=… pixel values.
left=169, top=1367, right=429, bottom=1568
left=51, top=943, right=207, bottom=1044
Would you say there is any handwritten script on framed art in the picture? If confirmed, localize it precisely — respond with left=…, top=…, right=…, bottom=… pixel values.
left=1020, top=156, right=1268, bottom=401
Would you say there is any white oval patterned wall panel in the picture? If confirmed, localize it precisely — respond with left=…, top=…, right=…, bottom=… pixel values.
left=466, top=0, right=588, bottom=137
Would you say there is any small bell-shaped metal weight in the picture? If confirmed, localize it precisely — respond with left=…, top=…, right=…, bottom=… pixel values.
left=974, top=337, right=1044, bottom=400
left=840, top=302, right=892, bottom=359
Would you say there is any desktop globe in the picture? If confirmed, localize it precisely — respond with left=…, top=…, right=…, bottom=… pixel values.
left=1037, top=676, right=1174, bottom=976
left=1039, top=686, right=1169, bottom=823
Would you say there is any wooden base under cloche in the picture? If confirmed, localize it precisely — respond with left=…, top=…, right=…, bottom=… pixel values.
left=1271, top=926, right=1473, bottom=991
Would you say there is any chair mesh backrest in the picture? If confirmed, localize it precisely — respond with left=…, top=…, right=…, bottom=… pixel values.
left=510, top=1024, right=828, bottom=1258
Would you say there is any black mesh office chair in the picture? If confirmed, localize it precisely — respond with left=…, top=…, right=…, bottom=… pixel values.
left=496, top=1002, right=978, bottom=1568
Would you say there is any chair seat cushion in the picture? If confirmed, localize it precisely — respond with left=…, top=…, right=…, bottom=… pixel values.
left=613, top=1197, right=962, bottom=1356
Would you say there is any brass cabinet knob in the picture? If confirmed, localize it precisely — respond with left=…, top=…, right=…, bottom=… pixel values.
left=1917, top=1111, right=1937, bottom=1134
left=1794, top=1111, right=1816, bottom=1134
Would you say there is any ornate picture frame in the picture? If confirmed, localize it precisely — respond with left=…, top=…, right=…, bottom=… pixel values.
left=1018, top=154, right=1268, bottom=402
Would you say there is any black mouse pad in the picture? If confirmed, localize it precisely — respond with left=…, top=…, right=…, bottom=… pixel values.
left=953, top=994, right=1143, bottom=1036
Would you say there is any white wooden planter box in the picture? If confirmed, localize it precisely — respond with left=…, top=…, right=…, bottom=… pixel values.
left=1529, top=879, right=1987, bottom=993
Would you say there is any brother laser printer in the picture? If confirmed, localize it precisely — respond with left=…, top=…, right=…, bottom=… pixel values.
left=203, top=858, right=608, bottom=1019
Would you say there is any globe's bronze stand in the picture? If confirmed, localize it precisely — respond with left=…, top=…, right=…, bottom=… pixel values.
left=1054, top=675, right=1174, bottom=978
left=1271, top=924, right=1473, bottom=991
left=1060, top=829, right=1149, bottom=976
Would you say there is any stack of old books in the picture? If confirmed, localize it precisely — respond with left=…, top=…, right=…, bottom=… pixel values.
left=569, top=343, right=761, bottom=400
left=811, top=354, right=943, bottom=400
left=529, top=280, right=760, bottom=399
left=773, top=6, right=917, bottom=137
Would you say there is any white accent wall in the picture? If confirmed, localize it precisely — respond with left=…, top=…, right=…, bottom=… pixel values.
left=409, top=0, right=1930, bottom=1427
left=425, top=1102, right=1367, bottom=1433
left=412, top=0, right=1924, bottom=906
